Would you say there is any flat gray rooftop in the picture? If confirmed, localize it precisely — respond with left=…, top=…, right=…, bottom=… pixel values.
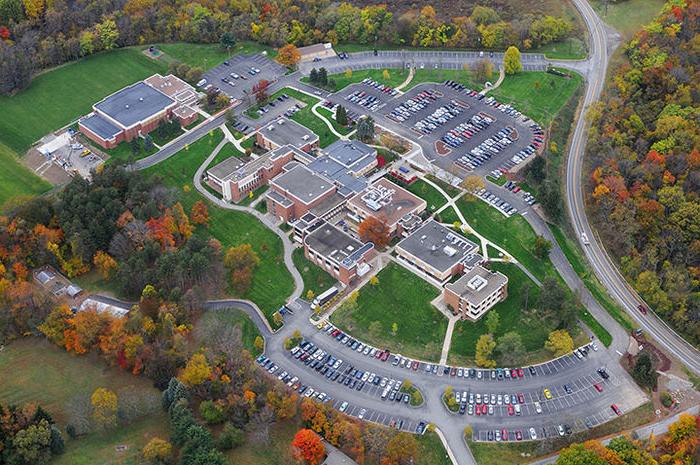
left=397, top=220, right=479, bottom=273
left=260, top=117, right=318, bottom=149
left=323, top=140, right=376, bottom=169
left=207, top=156, right=247, bottom=181
left=95, top=82, right=174, bottom=128
left=270, top=164, right=334, bottom=204
left=446, top=265, right=508, bottom=303
left=80, top=113, right=122, bottom=140
left=307, top=156, right=367, bottom=196
left=305, top=222, right=368, bottom=266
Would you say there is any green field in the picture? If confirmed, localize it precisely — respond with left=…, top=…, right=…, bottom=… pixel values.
left=456, top=197, right=556, bottom=283
left=530, top=37, right=588, bottom=60
left=307, top=68, right=411, bottom=91
left=155, top=41, right=276, bottom=69
left=194, top=307, right=263, bottom=355
left=406, top=179, right=448, bottom=212
left=489, top=70, right=583, bottom=125
left=0, top=142, right=52, bottom=209
left=591, top=0, right=665, bottom=38
left=448, top=263, right=547, bottom=365
left=293, top=247, right=337, bottom=298
left=142, top=130, right=295, bottom=324
left=331, top=263, right=446, bottom=361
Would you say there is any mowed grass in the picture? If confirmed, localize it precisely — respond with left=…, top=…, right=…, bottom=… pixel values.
left=193, top=307, right=263, bottom=355
left=531, top=37, right=588, bottom=60
left=489, top=70, right=583, bottom=125
left=311, top=68, right=411, bottom=91
left=457, top=197, right=555, bottom=282
left=154, top=41, right=278, bottom=69
left=227, top=420, right=300, bottom=465
left=591, top=0, right=665, bottom=38
left=0, top=338, right=159, bottom=424
left=293, top=247, right=337, bottom=298
left=0, top=142, right=52, bottom=208
left=406, top=179, right=448, bottom=212
left=331, top=263, right=446, bottom=361
left=0, top=48, right=167, bottom=154
left=448, top=263, right=546, bottom=365
left=142, top=130, right=294, bottom=323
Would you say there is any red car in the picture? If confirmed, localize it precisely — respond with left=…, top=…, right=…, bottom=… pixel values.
left=481, top=404, right=488, bottom=415
left=638, top=304, right=648, bottom=315
left=517, top=368, right=524, bottom=378
left=517, top=393, right=525, bottom=404
left=501, top=429, right=509, bottom=441
left=475, top=404, right=481, bottom=416
left=611, top=404, right=622, bottom=416
left=375, top=350, right=383, bottom=359
left=510, top=369, right=518, bottom=378
left=412, top=361, right=419, bottom=371
left=450, top=367, right=457, bottom=376
left=594, top=383, right=603, bottom=393
left=380, top=351, right=390, bottom=361
left=507, top=405, right=514, bottom=416
left=515, top=430, right=523, bottom=441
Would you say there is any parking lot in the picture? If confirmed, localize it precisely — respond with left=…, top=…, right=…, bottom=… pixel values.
left=332, top=79, right=399, bottom=123
left=201, top=53, right=287, bottom=104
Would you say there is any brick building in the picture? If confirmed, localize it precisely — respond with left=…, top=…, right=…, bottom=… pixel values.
left=266, top=164, right=339, bottom=222
left=443, top=265, right=508, bottom=320
left=256, top=117, right=319, bottom=152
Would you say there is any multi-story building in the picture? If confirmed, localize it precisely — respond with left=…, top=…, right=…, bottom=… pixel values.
left=256, top=117, right=319, bottom=152
left=304, top=222, right=376, bottom=286
left=266, top=164, right=340, bottom=222
left=443, top=265, right=508, bottom=320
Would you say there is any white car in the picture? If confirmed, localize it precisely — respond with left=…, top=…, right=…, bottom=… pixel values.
left=339, top=401, right=348, bottom=412
left=358, top=408, right=366, bottom=419
left=534, top=402, right=542, bottom=414
left=514, top=404, right=521, bottom=416
left=558, top=425, right=565, bottom=437
left=529, top=427, right=537, bottom=440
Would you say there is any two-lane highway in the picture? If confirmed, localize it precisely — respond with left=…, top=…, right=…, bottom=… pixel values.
left=564, top=0, right=700, bottom=375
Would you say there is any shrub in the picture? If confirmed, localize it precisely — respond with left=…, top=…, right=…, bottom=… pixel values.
left=217, top=423, right=245, bottom=450
left=199, top=400, right=226, bottom=425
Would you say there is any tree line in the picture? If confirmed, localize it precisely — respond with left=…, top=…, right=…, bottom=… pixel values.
left=0, top=0, right=576, bottom=94
left=585, top=0, right=700, bottom=345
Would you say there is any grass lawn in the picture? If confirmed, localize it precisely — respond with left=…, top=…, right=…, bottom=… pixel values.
left=227, top=420, right=300, bottom=465
left=53, top=413, right=169, bottom=465
left=154, top=41, right=273, bottom=69
left=550, top=223, right=634, bottom=333
left=103, top=139, right=160, bottom=166
left=193, top=307, right=262, bottom=355
left=489, top=69, right=583, bottom=125
left=486, top=175, right=506, bottom=187
left=426, top=175, right=461, bottom=198
left=448, top=263, right=547, bottom=365
left=0, top=338, right=160, bottom=424
left=331, top=263, right=446, bottom=361
left=531, top=37, right=588, bottom=60
left=456, top=197, right=555, bottom=283
left=0, top=142, right=52, bottom=209
left=438, top=206, right=460, bottom=225
left=205, top=142, right=246, bottom=171
left=142, top=130, right=294, bottom=324
left=308, top=68, right=411, bottom=91
left=405, top=68, right=481, bottom=91
left=406, top=179, right=447, bottom=212
left=417, top=431, right=452, bottom=465
left=0, top=48, right=167, bottom=155
left=591, top=0, right=665, bottom=39
left=293, top=247, right=337, bottom=298
left=317, top=106, right=354, bottom=135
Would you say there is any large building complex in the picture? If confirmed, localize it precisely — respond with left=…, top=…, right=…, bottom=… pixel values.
left=79, top=74, right=198, bottom=149
left=256, top=117, right=319, bottom=152
left=443, top=265, right=508, bottom=320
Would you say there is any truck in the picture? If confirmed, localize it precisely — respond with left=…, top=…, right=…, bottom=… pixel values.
left=311, top=286, right=338, bottom=310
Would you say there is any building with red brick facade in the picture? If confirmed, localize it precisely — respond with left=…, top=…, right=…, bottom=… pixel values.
left=266, top=164, right=339, bottom=222
left=79, top=74, right=199, bottom=149
left=443, top=265, right=508, bottom=321
left=256, top=117, right=319, bottom=153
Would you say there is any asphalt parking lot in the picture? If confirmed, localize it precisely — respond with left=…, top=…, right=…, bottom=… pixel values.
left=202, top=53, right=287, bottom=103
left=333, top=79, right=399, bottom=122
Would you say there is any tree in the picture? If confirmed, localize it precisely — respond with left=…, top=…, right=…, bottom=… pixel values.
left=472, top=59, right=494, bottom=82
left=461, top=175, right=485, bottom=194
left=95, top=19, right=119, bottom=50
left=190, top=201, right=209, bottom=226
left=632, top=352, right=657, bottom=390
left=317, top=68, right=328, bottom=86
left=533, top=235, right=552, bottom=259
left=277, top=44, right=301, bottom=67
left=356, top=116, right=375, bottom=143
left=220, top=32, right=236, bottom=51
left=217, top=423, right=244, bottom=450
left=91, top=388, right=118, bottom=430
left=545, top=329, right=573, bottom=356
left=291, top=429, right=325, bottom=465
left=254, top=336, right=264, bottom=352
left=385, top=432, right=418, bottom=465
left=485, top=310, right=500, bottom=334
left=306, top=289, right=315, bottom=301
left=253, top=79, right=270, bottom=104
left=475, top=334, right=496, bottom=368
left=555, top=443, right=608, bottom=465
left=391, top=322, right=398, bottom=335
left=369, top=275, right=379, bottom=286
left=358, top=216, right=390, bottom=248
left=22, top=0, right=44, bottom=19
left=503, top=46, right=522, bottom=75
left=336, top=105, right=348, bottom=126
left=224, top=244, right=260, bottom=271
left=497, top=332, right=524, bottom=365
left=179, top=353, right=212, bottom=387
left=93, top=250, right=117, bottom=279
left=382, top=69, right=390, bottom=80
left=143, top=437, right=172, bottom=464
left=309, top=68, right=319, bottom=84
left=12, top=419, right=52, bottom=464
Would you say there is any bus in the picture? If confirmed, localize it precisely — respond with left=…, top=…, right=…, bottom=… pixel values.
left=312, top=286, right=338, bottom=310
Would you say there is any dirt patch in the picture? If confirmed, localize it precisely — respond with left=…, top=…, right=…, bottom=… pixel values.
left=435, top=140, right=451, bottom=156
left=24, top=148, right=72, bottom=186
left=631, top=334, right=672, bottom=372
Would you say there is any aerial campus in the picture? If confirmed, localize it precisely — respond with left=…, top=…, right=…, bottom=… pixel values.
left=0, top=0, right=698, bottom=464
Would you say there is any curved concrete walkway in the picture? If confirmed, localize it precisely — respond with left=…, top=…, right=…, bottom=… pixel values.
left=192, top=136, right=304, bottom=304
left=395, top=66, right=416, bottom=92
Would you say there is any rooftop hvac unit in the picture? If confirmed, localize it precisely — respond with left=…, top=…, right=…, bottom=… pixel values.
left=443, top=245, right=457, bottom=257
left=302, top=135, right=309, bottom=141
left=467, top=275, right=488, bottom=291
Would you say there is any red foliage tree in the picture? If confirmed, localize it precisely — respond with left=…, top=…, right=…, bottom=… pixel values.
left=358, top=216, right=390, bottom=249
left=291, top=429, right=325, bottom=465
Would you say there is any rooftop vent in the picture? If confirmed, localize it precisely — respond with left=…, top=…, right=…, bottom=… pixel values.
left=125, top=104, right=130, bottom=109
left=467, top=275, right=488, bottom=292
left=139, top=97, right=144, bottom=102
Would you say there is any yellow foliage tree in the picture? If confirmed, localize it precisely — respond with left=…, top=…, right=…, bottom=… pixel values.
left=93, top=250, right=117, bottom=279
left=277, top=43, right=301, bottom=66
left=544, top=329, right=574, bottom=356
left=91, top=387, right=118, bottom=429
left=179, top=353, right=212, bottom=386
left=142, top=437, right=172, bottom=463
left=475, top=334, right=497, bottom=368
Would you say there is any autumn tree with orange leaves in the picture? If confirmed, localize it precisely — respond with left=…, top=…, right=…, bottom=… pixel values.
left=190, top=201, right=210, bottom=226
left=291, top=429, right=325, bottom=465
left=358, top=216, right=390, bottom=249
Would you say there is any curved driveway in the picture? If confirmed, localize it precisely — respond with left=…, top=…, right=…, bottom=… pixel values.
left=564, top=0, right=700, bottom=375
